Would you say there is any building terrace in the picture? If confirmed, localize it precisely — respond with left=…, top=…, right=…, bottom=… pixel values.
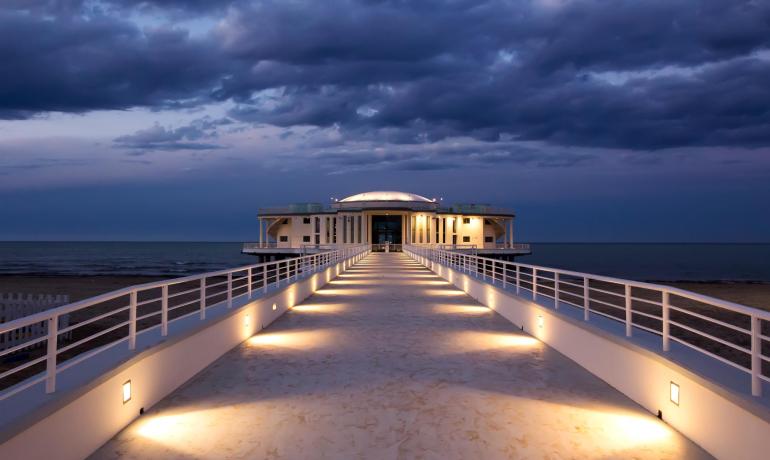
left=243, top=190, right=531, bottom=258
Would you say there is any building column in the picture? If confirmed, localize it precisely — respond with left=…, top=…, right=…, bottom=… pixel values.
left=509, top=218, right=514, bottom=246
left=359, top=214, right=364, bottom=244
left=405, top=213, right=410, bottom=244
left=259, top=218, right=263, bottom=245
left=335, top=215, right=340, bottom=245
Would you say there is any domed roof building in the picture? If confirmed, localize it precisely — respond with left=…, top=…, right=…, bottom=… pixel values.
left=339, top=191, right=433, bottom=203
left=244, top=191, right=528, bottom=258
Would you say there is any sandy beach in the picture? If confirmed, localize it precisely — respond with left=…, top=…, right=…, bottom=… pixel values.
left=667, top=282, right=770, bottom=312
left=0, top=275, right=169, bottom=304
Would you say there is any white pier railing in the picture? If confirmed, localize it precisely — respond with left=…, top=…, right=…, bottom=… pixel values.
left=0, top=245, right=369, bottom=400
left=405, top=245, right=770, bottom=397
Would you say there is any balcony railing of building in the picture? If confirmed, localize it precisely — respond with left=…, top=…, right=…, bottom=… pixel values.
left=492, top=242, right=531, bottom=251
left=243, top=242, right=280, bottom=250
left=371, top=243, right=403, bottom=252
left=0, top=245, right=370, bottom=401
left=404, top=244, right=770, bottom=397
left=258, top=203, right=327, bottom=215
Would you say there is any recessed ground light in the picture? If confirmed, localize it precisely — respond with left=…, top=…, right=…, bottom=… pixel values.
left=272, top=303, right=277, bottom=311
left=122, top=380, right=132, bottom=404
left=670, top=381, right=680, bottom=406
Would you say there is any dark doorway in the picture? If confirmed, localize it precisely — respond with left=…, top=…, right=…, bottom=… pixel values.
left=371, top=215, right=402, bottom=245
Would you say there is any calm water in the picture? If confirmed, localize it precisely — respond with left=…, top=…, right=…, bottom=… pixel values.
left=0, top=242, right=768, bottom=282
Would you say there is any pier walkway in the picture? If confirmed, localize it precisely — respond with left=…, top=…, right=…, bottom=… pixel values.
left=91, top=253, right=710, bottom=459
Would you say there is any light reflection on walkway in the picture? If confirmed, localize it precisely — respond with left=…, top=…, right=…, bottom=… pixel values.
left=91, top=253, right=711, bottom=460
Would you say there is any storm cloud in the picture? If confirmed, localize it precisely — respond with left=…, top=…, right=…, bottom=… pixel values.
left=2, top=0, right=770, bottom=151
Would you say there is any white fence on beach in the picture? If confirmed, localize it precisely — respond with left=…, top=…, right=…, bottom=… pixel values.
left=0, top=294, right=71, bottom=352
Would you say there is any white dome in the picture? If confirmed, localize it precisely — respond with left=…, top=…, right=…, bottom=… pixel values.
left=340, top=191, right=433, bottom=203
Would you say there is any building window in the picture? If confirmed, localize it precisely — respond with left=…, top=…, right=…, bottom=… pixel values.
left=462, top=236, right=470, bottom=243
left=463, top=217, right=470, bottom=224
left=302, top=235, right=311, bottom=242
left=484, top=236, right=493, bottom=243
left=279, top=235, right=288, bottom=242
left=484, top=219, right=492, bottom=225
left=303, top=217, right=311, bottom=224
left=282, top=218, right=289, bottom=225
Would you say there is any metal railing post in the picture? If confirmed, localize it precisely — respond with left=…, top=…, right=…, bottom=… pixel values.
left=45, top=315, right=58, bottom=393
left=227, top=272, right=233, bottom=308
left=161, top=285, right=169, bottom=337
left=625, top=284, right=632, bottom=337
left=247, top=267, right=252, bottom=299
left=533, top=268, right=538, bottom=299
left=751, top=315, right=762, bottom=396
left=502, top=262, right=507, bottom=289
left=583, top=277, right=590, bottom=321
left=129, top=290, right=137, bottom=349
left=199, top=278, right=206, bottom=320
left=263, top=264, right=268, bottom=293
left=515, top=265, right=520, bottom=294
left=554, top=272, right=560, bottom=309
left=662, top=291, right=670, bottom=351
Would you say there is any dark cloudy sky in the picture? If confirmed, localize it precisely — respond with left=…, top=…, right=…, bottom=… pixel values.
left=1, top=0, right=769, bottom=242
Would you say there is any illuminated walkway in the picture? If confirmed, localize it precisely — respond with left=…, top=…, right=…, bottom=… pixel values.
left=91, top=253, right=710, bottom=459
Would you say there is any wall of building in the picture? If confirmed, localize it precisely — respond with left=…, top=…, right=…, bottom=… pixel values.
left=411, top=251, right=770, bottom=460
left=265, top=212, right=512, bottom=248
left=0, top=254, right=365, bottom=460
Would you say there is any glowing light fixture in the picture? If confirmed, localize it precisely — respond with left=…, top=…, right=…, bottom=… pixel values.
left=244, top=314, right=250, bottom=328
left=670, top=381, right=680, bottom=406
left=272, top=303, right=277, bottom=311
left=122, top=380, right=132, bottom=404
left=537, top=315, right=544, bottom=329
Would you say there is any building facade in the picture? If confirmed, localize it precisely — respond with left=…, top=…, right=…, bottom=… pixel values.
left=243, top=191, right=530, bottom=257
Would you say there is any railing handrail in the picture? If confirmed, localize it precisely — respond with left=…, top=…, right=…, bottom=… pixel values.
left=0, top=247, right=366, bottom=334
left=504, top=260, right=769, bottom=319
left=404, top=244, right=769, bottom=397
left=409, top=245, right=769, bottom=320
left=0, top=245, right=370, bottom=399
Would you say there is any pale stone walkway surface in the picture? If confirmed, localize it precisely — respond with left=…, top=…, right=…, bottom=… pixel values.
left=92, top=253, right=711, bottom=459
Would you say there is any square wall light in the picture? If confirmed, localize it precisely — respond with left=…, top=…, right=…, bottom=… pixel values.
left=670, top=381, right=680, bottom=406
left=244, top=314, right=250, bottom=328
left=122, top=380, right=132, bottom=404
left=272, top=303, right=277, bottom=311
left=537, top=315, right=544, bottom=329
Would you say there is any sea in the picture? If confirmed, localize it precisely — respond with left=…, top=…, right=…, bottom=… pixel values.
left=0, top=242, right=768, bottom=283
